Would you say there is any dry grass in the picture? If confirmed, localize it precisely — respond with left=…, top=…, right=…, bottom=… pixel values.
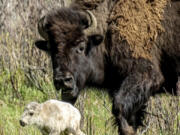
left=139, top=95, right=180, bottom=135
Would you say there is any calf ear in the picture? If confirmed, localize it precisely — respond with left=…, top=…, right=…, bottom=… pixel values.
left=88, top=34, right=103, bottom=46
left=35, top=40, right=49, bottom=51
left=29, top=102, right=41, bottom=112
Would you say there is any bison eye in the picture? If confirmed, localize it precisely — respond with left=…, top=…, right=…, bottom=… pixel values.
left=76, top=43, right=85, bottom=54
left=29, top=112, right=34, bottom=116
left=79, top=46, right=85, bottom=51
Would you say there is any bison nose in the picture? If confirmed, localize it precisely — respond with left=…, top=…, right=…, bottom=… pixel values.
left=63, top=75, right=74, bottom=89
left=19, top=120, right=26, bottom=127
left=54, top=74, right=74, bottom=90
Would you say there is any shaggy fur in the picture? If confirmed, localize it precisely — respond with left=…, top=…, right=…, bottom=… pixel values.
left=20, top=100, right=85, bottom=135
left=110, top=0, right=168, bottom=59
left=35, top=0, right=180, bottom=135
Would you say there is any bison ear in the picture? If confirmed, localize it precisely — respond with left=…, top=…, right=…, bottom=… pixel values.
left=88, top=34, right=103, bottom=46
left=86, top=34, right=103, bottom=55
left=80, top=17, right=89, bottom=29
left=35, top=40, right=49, bottom=51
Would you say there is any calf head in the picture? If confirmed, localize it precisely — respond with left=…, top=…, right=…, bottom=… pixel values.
left=35, top=8, right=103, bottom=104
left=20, top=102, right=41, bottom=127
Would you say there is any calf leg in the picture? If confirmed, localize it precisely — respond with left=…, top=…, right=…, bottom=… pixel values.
left=76, top=129, right=85, bottom=135
left=49, top=131, right=59, bottom=135
left=68, top=125, right=85, bottom=135
left=71, top=129, right=85, bottom=135
left=112, top=67, right=164, bottom=135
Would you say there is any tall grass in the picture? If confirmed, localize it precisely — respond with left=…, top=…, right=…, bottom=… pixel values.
left=0, top=0, right=180, bottom=135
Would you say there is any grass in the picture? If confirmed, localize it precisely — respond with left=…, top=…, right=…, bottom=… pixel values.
left=0, top=78, right=113, bottom=135
left=0, top=69, right=180, bottom=135
left=0, top=68, right=116, bottom=135
left=0, top=101, right=41, bottom=135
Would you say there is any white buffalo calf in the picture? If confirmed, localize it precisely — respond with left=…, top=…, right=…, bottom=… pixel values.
left=20, top=99, right=85, bottom=135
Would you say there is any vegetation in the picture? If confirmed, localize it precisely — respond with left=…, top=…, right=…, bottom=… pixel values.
left=0, top=0, right=180, bottom=135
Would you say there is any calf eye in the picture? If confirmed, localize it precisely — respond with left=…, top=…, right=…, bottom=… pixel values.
left=29, top=112, right=34, bottom=116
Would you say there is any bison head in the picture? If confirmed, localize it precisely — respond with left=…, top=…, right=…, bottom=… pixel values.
left=35, top=8, right=103, bottom=104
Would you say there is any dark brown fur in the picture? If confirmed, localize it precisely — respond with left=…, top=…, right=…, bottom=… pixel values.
left=35, top=0, right=180, bottom=135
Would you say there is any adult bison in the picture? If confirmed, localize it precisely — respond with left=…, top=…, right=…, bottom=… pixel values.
left=35, top=0, right=180, bottom=135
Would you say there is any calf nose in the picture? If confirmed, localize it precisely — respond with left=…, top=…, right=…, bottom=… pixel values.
left=19, top=120, right=26, bottom=127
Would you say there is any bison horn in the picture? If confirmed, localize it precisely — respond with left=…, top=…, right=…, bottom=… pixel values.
left=83, top=10, right=97, bottom=35
left=38, top=16, right=49, bottom=40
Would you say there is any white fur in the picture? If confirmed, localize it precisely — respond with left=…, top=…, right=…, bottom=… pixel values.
left=20, top=99, right=85, bottom=135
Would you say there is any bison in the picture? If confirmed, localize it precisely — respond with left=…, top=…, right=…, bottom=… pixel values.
left=34, top=0, right=180, bottom=135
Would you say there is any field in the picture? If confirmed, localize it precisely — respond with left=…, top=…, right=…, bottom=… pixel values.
left=0, top=0, right=180, bottom=135
left=0, top=69, right=180, bottom=135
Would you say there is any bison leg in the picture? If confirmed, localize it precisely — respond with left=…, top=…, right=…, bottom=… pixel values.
left=112, top=67, right=163, bottom=135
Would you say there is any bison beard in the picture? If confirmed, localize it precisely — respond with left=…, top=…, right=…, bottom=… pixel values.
left=35, top=0, right=180, bottom=135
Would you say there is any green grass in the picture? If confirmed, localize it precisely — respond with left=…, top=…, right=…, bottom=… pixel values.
left=0, top=102, right=42, bottom=135
left=0, top=69, right=55, bottom=135
left=0, top=69, right=117, bottom=135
